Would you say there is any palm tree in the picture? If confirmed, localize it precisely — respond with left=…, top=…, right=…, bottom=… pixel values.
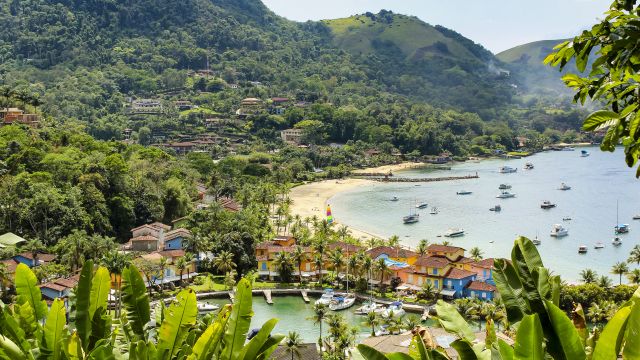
left=310, top=303, right=328, bottom=350
left=628, top=244, right=640, bottom=265
left=469, top=247, right=483, bottom=261
left=176, top=257, right=188, bottom=285
left=416, top=239, right=429, bottom=256
left=337, top=225, right=350, bottom=242
left=184, top=252, right=194, bottom=281
left=387, top=235, right=400, bottom=248
left=627, top=269, right=640, bottom=285
left=283, top=331, right=303, bottom=360
left=312, top=238, right=327, bottom=285
left=273, top=251, right=294, bottom=283
left=292, top=246, right=307, bottom=284
left=441, top=241, right=452, bottom=246
left=579, top=268, right=598, bottom=284
left=611, top=261, right=629, bottom=285
left=362, top=311, right=380, bottom=336
left=598, top=275, right=613, bottom=289
left=158, top=257, right=168, bottom=290
left=329, top=248, right=345, bottom=279
left=101, top=251, right=130, bottom=317
left=375, top=258, right=390, bottom=290
left=403, top=315, right=421, bottom=332
left=213, top=250, right=236, bottom=276
left=420, top=281, right=436, bottom=302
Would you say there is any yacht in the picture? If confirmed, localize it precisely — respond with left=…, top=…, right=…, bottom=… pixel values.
left=374, top=325, right=391, bottom=337
left=490, top=205, right=502, bottom=212
left=633, top=214, right=640, bottom=220
left=496, top=191, right=516, bottom=199
left=615, top=224, right=630, bottom=234
left=315, top=289, right=335, bottom=305
left=403, top=214, right=419, bottom=224
left=355, top=300, right=380, bottom=315
left=578, top=245, right=588, bottom=254
left=532, top=236, right=541, bottom=246
left=541, top=201, right=557, bottom=209
left=381, top=302, right=405, bottom=318
left=562, top=147, right=575, bottom=151
left=499, top=166, right=518, bottom=173
left=550, top=224, right=569, bottom=237
left=429, top=207, right=439, bottom=215
left=612, top=237, right=623, bottom=246
left=329, top=294, right=356, bottom=311
left=416, top=202, right=429, bottom=209
left=444, top=228, right=465, bottom=238
left=581, top=150, right=590, bottom=157
left=594, top=242, right=605, bottom=249
left=197, top=302, right=220, bottom=313
left=390, top=196, right=399, bottom=202
left=524, top=162, right=534, bottom=170
left=498, top=184, right=512, bottom=190
left=456, top=190, right=472, bottom=195
left=559, top=183, right=572, bottom=191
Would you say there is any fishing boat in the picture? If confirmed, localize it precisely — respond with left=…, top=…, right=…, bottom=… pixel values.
left=456, top=190, right=472, bottom=195
left=444, top=228, right=465, bottom=238
left=558, top=183, right=572, bottom=191
left=197, top=302, right=220, bottom=313
left=355, top=300, right=380, bottom=315
left=594, top=242, right=605, bottom=249
left=496, top=191, right=516, bottom=199
left=578, top=245, right=588, bottom=254
left=499, top=184, right=512, bottom=190
left=499, top=166, right=518, bottom=173
left=429, top=207, right=439, bottom=215
left=541, top=201, right=557, bottom=209
left=550, top=224, right=569, bottom=237
left=532, top=235, right=541, bottom=246
left=612, top=237, right=622, bottom=246
left=329, top=294, right=356, bottom=311
left=524, top=162, right=534, bottom=170
left=581, top=150, right=590, bottom=157
left=490, top=205, right=502, bottom=212
left=315, top=289, right=335, bottom=305
left=381, top=302, right=405, bottom=318
left=416, top=202, right=429, bottom=209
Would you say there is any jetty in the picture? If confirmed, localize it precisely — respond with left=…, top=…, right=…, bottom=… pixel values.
left=263, top=290, right=273, bottom=304
left=301, top=290, right=310, bottom=303
left=369, top=173, right=479, bottom=183
left=352, top=172, right=394, bottom=177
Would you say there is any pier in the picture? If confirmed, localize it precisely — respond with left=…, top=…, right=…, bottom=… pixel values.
left=301, top=290, right=310, bottom=303
left=368, top=173, right=479, bottom=183
left=263, top=290, right=273, bottom=304
left=352, top=172, right=394, bottom=177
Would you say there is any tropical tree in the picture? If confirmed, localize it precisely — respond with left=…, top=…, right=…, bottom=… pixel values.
left=213, top=250, right=236, bottom=276
left=374, top=258, right=390, bottom=291
left=627, top=268, right=640, bottom=285
left=176, top=256, right=188, bottom=285
left=362, top=311, right=380, bottom=336
left=387, top=235, right=400, bottom=248
left=629, top=244, right=640, bottom=265
left=273, top=251, right=295, bottom=283
left=416, top=239, right=429, bottom=256
left=292, top=245, right=307, bottom=283
left=579, top=268, right=598, bottom=284
left=310, top=303, right=328, bottom=350
left=283, top=331, right=303, bottom=360
left=329, top=248, right=345, bottom=278
left=101, top=250, right=130, bottom=317
left=312, top=238, right=327, bottom=285
left=611, top=261, right=629, bottom=285
left=469, top=247, right=483, bottom=261
left=598, top=275, right=613, bottom=289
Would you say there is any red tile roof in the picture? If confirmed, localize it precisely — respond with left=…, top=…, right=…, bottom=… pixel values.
left=457, top=257, right=475, bottom=264
left=414, top=256, right=450, bottom=268
left=474, top=258, right=495, bottom=269
left=151, top=222, right=172, bottom=231
left=366, top=246, right=417, bottom=260
left=328, top=241, right=362, bottom=254
left=165, top=228, right=191, bottom=240
left=131, top=235, right=158, bottom=242
left=0, top=259, right=18, bottom=273
left=40, top=282, right=66, bottom=292
left=445, top=268, right=476, bottom=280
left=16, top=252, right=56, bottom=262
left=219, top=197, right=241, bottom=212
left=427, top=244, right=465, bottom=253
left=54, top=275, right=80, bottom=289
left=467, top=281, right=497, bottom=292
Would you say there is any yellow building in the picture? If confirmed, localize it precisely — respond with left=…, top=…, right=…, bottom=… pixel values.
left=399, top=256, right=452, bottom=290
left=426, top=244, right=465, bottom=262
left=366, top=246, right=419, bottom=265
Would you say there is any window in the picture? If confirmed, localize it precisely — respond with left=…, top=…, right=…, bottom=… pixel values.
left=447, top=280, right=452, bottom=287
left=433, top=268, right=438, bottom=275
left=482, top=293, right=487, bottom=299
left=470, top=291, right=476, bottom=298
left=434, top=280, right=439, bottom=288
left=261, top=262, right=267, bottom=271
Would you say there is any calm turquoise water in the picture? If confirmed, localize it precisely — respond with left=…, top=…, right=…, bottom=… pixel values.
left=330, top=147, right=640, bottom=283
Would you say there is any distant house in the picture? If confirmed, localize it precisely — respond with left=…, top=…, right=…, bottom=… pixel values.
left=162, top=141, right=197, bottom=155
left=426, top=244, right=465, bottom=262
left=40, top=274, right=80, bottom=300
left=236, top=98, right=263, bottom=117
left=219, top=197, right=242, bottom=212
left=175, top=100, right=196, bottom=111
left=13, top=252, right=56, bottom=268
left=164, top=228, right=191, bottom=250
left=0, top=108, right=40, bottom=127
left=466, top=281, right=497, bottom=301
left=136, top=249, right=197, bottom=285
left=0, top=232, right=27, bottom=248
left=124, top=222, right=190, bottom=252
left=0, top=259, right=18, bottom=277
left=442, top=268, right=477, bottom=299
left=130, top=99, right=163, bottom=114
left=269, top=97, right=291, bottom=115
left=228, top=84, right=240, bottom=89
left=280, top=128, right=304, bottom=145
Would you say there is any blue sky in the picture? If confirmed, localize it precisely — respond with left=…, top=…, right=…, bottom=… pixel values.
left=261, top=0, right=611, bottom=53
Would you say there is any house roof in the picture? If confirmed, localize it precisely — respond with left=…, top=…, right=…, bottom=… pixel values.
left=467, top=281, right=497, bottom=292
left=151, top=222, right=172, bottom=231
left=328, top=241, right=362, bottom=254
left=271, top=97, right=290, bottom=103
left=270, top=344, right=320, bottom=360
left=360, top=333, right=412, bottom=354
left=131, top=224, right=159, bottom=232
left=366, top=246, right=417, bottom=260
left=0, top=259, right=18, bottom=273
left=165, top=228, right=191, bottom=241
left=54, top=275, right=80, bottom=289
left=457, top=257, right=475, bottom=264
left=219, top=197, right=241, bottom=212
left=474, top=258, right=495, bottom=269
left=130, top=235, right=158, bottom=242
left=15, top=252, right=56, bottom=262
left=414, top=256, right=450, bottom=268
left=445, top=267, right=477, bottom=280
left=0, top=232, right=27, bottom=246
left=427, top=244, right=465, bottom=253
left=40, top=282, right=67, bottom=292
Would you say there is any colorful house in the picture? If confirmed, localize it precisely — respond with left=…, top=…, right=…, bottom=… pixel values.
left=426, top=244, right=465, bottom=262
left=442, top=268, right=477, bottom=299
left=13, top=252, right=56, bottom=268
left=366, top=246, right=419, bottom=266
left=471, top=258, right=495, bottom=285
left=164, top=228, right=191, bottom=250
left=125, top=222, right=190, bottom=252
left=399, top=256, right=452, bottom=290
left=39, top=274, right=80, bottom=300
left=466, top=281, right=497, bottom=301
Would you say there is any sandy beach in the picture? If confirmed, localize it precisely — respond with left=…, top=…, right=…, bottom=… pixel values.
left=289, top=162, right=423, bottom=240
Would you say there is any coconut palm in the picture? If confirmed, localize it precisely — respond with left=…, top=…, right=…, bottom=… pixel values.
left=273, top=251, right=295, bottom=283
left=628, top=244, right=640, bottom=265
left=469, top=247, right=483, bottom=261
left=310, top=303, right=328, bottom=350
left=374, top=258, right=390, bottom=289
left=416, top=239, right=429, bottom=256
left=611, top=261, right=629, bottom=285
left=598, top=275, right=613, bottom=289
left=387, top=235, right=400, bottom=248
left=579, top=268, right=598, bottom=284
left=292, top=245, right=307, bottom=283
left=627, top=269, right=640, bottom=285
left=184, top=252, right=194, bottom=280
left=403, top=315, right=421, bottom=332
left=312, top=238, right=327, bottom=285
left=101, top=250, right=130, bottom=316
left=362, top=311, right=380, bottom=336
left=176, top=257, right=188, bottom=285
left=441, top=241, right=451, bottom=246
left=337, top=225, right=350, bottom=242
left=420, top=281, right=436, bottom=302
left=213, top=250, right=236, bottom=276
left=329, top=248, right=345, bottom=278
left=283, top=331, right=303, bottom=360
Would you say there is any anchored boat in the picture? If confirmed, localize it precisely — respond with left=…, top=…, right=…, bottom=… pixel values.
left=444, top=228, right=465, bottom=238
left=541, top=201, right=557, bottom=209
left=496, top=191, right=516, bottom=199
left=550, top=224, right=569, bottom=237
left=499, top=166, right=517, bottom=173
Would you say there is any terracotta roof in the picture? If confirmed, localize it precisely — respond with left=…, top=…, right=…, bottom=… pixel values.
left=165, top=228, right=191, bottom=241
left=151, top=222, right=172, bottom=231
left=273, top=235, right=294, bottom=242
left=130, top=224, right=158, bottom=232
left=366, top=246, right=417, bottom=260
left=328, top=241, right=362, bottom=254
left=16, top=252, right=56, bottom=262
left=0, top=259, right=18, bottom=273
left=219, top=197, right=241, bottom=212
left=271, top=97, right=290, bottom=103
left=445, top=267, right=477, bottom=280
left=255, top=242, right=273, bottom=250
left=131, top=235, right=158, bottom=242
left=414, top=256, right=450, bottom=268
left=467, top=281, right=497, bottom=292
left=457, top=257, right=475, bottom=264
left=54, top=275, right=80, bottom=289
left=40, top=282, right=66, bottom=292
left=427, top=244, right=465, bottom=253
left=474, top=258, right=495, bottom=269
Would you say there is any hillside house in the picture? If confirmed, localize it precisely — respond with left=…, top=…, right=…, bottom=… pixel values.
left=280, top=128, right=304, bottom=145
left=236, top=98, right=263, bottom=117
left=0, top=108, right=40, bottom=127
left=0, top=232, right=27, bottom=248
left=175, top=100, right=196, bottom=111
left=13, top=252, right=56, bottom=268
left=40, top=274, right=80, bottom=300
left=124, top=222, right=190, bottom=252
left=130, top=99, right=163, bottom=114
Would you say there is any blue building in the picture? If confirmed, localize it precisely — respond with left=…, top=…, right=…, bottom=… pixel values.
left=13, top=252, right=56, bottom=268
left=163, top=228, right=191, bottom=250
left=443, top=268, right=477, bottom=299
left=465, top=281, right=497, bottom=301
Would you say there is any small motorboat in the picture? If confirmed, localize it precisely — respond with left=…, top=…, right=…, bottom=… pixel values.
left=578, top=245, right=588, bottom=254
left=524, top=162, right=534, bottom=170
left=416, top=202, right=429, bottom=209
left=541, top=201, right=557, bottom=209
left=558, top=183, right=572, bottom=191
left=581, top=150, right=590, bottom=157
left=496, top=191, right=516, bottom=199
left=429, top=207, right=439, bottom=215
left=562, top=147, right=575, bottom=151
left=594, top=242, right=605, bottom=249
left=403, top=214, right=419, bottom=224
left=456, top=190, right=472, bottom=195
left=499, top=166, right=517, bottom=173
left=633, top=214, right=640, bottom=220
left=355, top=300, right=380, bottom=315
left=615, top=224, right=630, bottom=234
left=390, top=196, right=399, bottom=202
left=381, top=302, right=405, bottom=318
left=532, top=237, right=541, bottom=246
left=315, top=289, right=335, bottom=305
left=490, top=205, right=502, bottom=212
left=444, top=228, right=465, bottom=238
left=563, top=217, right=572, bottom=221
left=197, top=302, right=220, bottom=313
left=329, top=294, right=356, bottom=311
left=375, top=325, right=390, bottom=337
left=498, top=184, right=512, bottom=190
left=550, top=224, right=569, bottom=237
left=612, top=237, right=623, bottom=246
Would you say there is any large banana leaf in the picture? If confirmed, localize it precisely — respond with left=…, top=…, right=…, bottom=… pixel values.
left=187, top=305, right=231, bottom=360
left=410, top=335, right=449, bottom=360
left=120, top=265, right=151, bottom=339
left=41, top=298, right=66, bottom=360
left=544, top=300, right=586, bottom=360
left=64, top=332, right=84, bottom=360
left=592, top=305, right=630, bottom=360
left=0, top=335, right=26, bottom=360
left=89, top=266, right=111, bottom=322
left=622, top=299, right=640, bottom=360
left=510, top=238, right=546, bottom=315
left=513, top=314, right=543, bottom=360
left=434, top=300, right=475, bottom=342
left=493, top=259, right=527, bottom=322
left=14, top=264, right=47, bottom=322
left=0, top=304, right=31, bottom=355
left=220, top=278, right=253, bottom=360
left=75, top=261, right=94, bottom=351
left=156, top=289, right=198, bottom=360
left=357, top=344, right=393, bottom=360
left=238, top=318, right=280, bottom=360
left=497, top=339, right=514, bottom=360
left=88, top=307, right=112, bottom=351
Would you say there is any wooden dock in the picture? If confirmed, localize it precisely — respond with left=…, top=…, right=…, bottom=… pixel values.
left=264, top=290, right=273, bottom=304
left=301, top=290, right=310, bottom=303
left=370, top=173, right=478, bottom=183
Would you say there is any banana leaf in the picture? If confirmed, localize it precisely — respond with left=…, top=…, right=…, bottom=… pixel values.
left=544, top=300, right=586, bottom=360
left=41, top=298, right=66, bottom=360
left=14, top=264, right=47, bottom=322
left=221, top=278, right=253, bottom=360
left=434, top=300, right=475, bottom=342
left=120, top=265, right=151, bottom=339
left=357, top=344, right=391, bottom=360
left=88, top=267, right=111, bottom=322
left=64, top=332, right=84, bottom=360
left=513, top=314, right=543, bottom=360
left=187, top=305, right=231, bottom=360
left=622, top=299, right=640, bottom=360
left=75, top=261, right=93, bottom=351
left=156, top=289, right=198, bottom=359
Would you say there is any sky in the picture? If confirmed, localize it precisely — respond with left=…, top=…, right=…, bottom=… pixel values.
left=261, top=0, right=611, bottom=53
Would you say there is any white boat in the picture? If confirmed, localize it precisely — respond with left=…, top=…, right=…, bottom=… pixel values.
left=444, top=228, right=465, bottom=238
left=315, top=289, right=335, bottom=305
left=581, top=150, right=590, bottom=157
left=524, top=162, right=534, bottom=170
left=559, top=183, right=572, bottom=190
left=329, top=294, right=356, bottom=311
left=532, top=237, right=541, bottom=246
left=430, top=207, right=439, bottom=215
left=456, top=190, right=472, bottom=195
left=594, top=242, right=605, bottom=249
left=578, top=245, right=588, bottom=254
left=615, top=224, right=630, bottom=234
left=490, top=205, right=502, bottom=212
left=375, top=325, right=390, bottom=337
left=496, top=191, right=516, bottom=199
left=550, top=224, right=569, bottom=237
left=390, top=196, right=399, bottom=202
left=499, top=184, right=512, bottom=190
left=612, top=237, right=623, bottom=246
left=381, top=302, right=405, bottom=318
left=541, top=201, right=557, bottom=209
left=633, top=215, right=640, bottom=220
left=355, top=300, right=380, bottom=315
left=416, top=202, right=429, bottom=209
left=403, top=214, right=419, bottom=224
left=562, top=147, right=575, bottom=151
left=499, top=166, right=517, bottom=173
left=197, top=302, right=220, bottom=313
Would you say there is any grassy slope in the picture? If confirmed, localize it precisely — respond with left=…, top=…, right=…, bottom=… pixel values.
left=496, top=39, right=568, bottom=66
